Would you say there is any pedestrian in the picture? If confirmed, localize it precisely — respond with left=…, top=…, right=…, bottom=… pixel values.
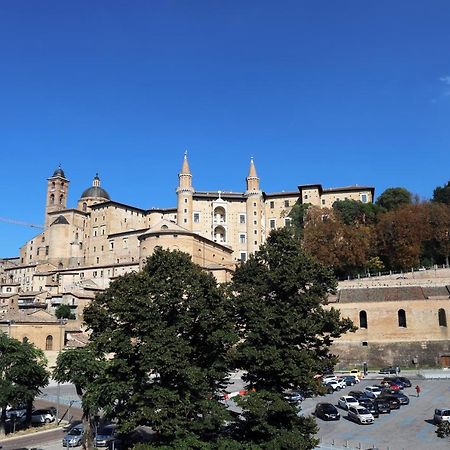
left=395, top=366, right=399, bottom=375
left=415, top=385, right=421, bottom=397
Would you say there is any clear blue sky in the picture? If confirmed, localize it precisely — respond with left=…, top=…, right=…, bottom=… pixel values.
left=1, top=1, right=449, bottom=257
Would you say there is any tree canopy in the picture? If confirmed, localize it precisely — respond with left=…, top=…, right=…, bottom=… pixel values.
left=55, top=304, right=76, bottom=320
left=0, top=333, right=49, bottom=436
left=56, top=248, right=238, bottom=448
left=230, top=228, right=355, bottom=448
left=433, top=180, right=450, bottom=205
left=375, top=187, right=412, bottom=211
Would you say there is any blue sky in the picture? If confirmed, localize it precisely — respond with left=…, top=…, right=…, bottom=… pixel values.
left=1, top=1, right=450, bottom=257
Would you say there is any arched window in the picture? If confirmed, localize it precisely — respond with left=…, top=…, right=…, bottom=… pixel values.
left=214, top=226, right=226, bottom=243
left=50, top=194, right=55, bottom=205
left=82, top=202, right=87, bottom=212
left=359, top=310, right=368, bottom=329
left=439, top=309, right=447, bottom=327
left=398, top=309, right=407, bottom=328
left=58, top=262, right=63, bottom=269
left=59, top=194, right=64, bottom=204
left=45, top=335, right=53, bottom=350
left=214, top=207, right=226, bottom=224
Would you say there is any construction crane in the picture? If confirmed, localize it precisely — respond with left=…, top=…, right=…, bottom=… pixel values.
left=0, top=216, right=44, bottom=229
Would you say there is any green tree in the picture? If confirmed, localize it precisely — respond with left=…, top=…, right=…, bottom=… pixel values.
left=0, top=333, right=49, bottom=436
left=55, top=304, right=76, bottom=320
left=375, top=187, right=412, bottom=211
left=332, top=199, right=382, bottom=225
left=287, top=202, right=310, bottom=239
left=433, top=180, right=450, bottom=205
left=230, top=228, right=355, bottom=449
left=72, top=248, right=238, bottom=448
left=54, top=347, right=106, bottom=450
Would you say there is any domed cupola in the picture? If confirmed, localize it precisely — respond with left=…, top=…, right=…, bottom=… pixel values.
left=78, top=173, right=110, bottom=211
left=52, top=166, right=66, bottom=178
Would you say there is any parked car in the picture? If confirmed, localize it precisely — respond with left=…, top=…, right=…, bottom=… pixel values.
left=63, top=424, right=84, bottom=447
left=434, top=408, right=450, bottom=424
left=380, top=379, right=402, bottom=390
left=31, top=409, right=56, bottom=424
left=391, top=376, right=412, bottom=388
left=322, top=375, right=338, bottom=384
left=325, top=380, right=342, bottom=391
left=373, top=398, right=391, bottom=414
left=380, top=394, right=402, bottom=409
left=358, top=399, right=379, bottom=418
left=364, top=386, right=382, bottom=399
left=285, top=390, right=304, bottom=404
left=389, top=391, right=409, bottom=405
left=347, top=406, right=375, bottom=424
left=341, top=375, right=358, bottom=386
left=338, top=395, right=359, bottom=410
left=349, top=369, right=362, bottom=380
left=348, top=390, right=371, bottom=402
left=314, top=402, right=340, bottom=421
left=95, top=425, right=121, bottom=447
left=379, top=367, right=397, bottom=374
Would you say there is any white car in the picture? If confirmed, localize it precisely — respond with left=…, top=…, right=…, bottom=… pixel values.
left=348, top=406, right=375, bottom=424
left=322, top=375, right=338, bottom=384
left=434, top=408, right=450, bottom=424
left=324, top=380, right=342, bottom=391
left=364, top=386, right=382, bottom=399
left=31, top=409, right=56, bottom=424
left=338, top=396, right=359, bottom=410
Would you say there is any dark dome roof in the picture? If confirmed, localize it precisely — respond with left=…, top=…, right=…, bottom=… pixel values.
left=52, top=166, right=66, bottom=178
left=81, top=186, right=110, bottom=200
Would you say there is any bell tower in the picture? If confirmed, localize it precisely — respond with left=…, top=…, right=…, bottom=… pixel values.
left=245, top=157, right=263, bottom=254
left=176, top=152, right=194, bottom=230
left=45, top=166, right=69, bottom=227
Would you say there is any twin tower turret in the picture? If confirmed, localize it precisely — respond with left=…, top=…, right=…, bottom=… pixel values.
left=176, top=154, right=263, bottom=253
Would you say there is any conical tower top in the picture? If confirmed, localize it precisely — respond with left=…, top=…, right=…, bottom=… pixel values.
left=181, top=150, right=191, bottom=175
left=248, top=157, right=258, bottom=178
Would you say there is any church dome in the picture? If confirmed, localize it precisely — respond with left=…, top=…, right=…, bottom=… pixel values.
left=80, top=174, right=110, bottom=200
left=52, top=166, right=66, bottom=178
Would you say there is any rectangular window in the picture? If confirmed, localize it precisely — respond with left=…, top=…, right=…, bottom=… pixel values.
left=93, top=228, right=98, bottom=237
left=270, top=219, right=276, bottom=229
left=270, top=201, right=275, bottom=209
left=109, top=241, right=114, bottom=250
left=361, top=194, right=368, bottom=203
left=285, top=200, right=289, bottom=207
left=285, top=218, right=292, bottom=227
left=240, top=252, right=247, bottom=262
left=93, top=271, right=97, bottom=278
left=193, top=212, right=200, bottom=223
left=239, top=234, right=246, bottom=244
left=304, top=194, right=308, bottom=200
left=239, top=214, right=246, bottom=224
left=321, top=199, right=326, bottom=205
left=123, top=239, right=128, bottom=249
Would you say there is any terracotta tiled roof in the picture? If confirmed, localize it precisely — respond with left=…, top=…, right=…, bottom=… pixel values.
left=338, top=286, right=429, bottom=303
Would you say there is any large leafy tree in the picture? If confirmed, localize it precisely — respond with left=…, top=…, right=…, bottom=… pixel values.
left=302, top=207, right=374, bottom=276
left=74, top=248, right=238, bottom=448
left=433, top=180, right=450, bottom=205
left=376, top=205, right=428, bottom=270
left=375, top=187, right=412, bottom=211
left=332, top=199, right=382, bottom=225
left=230, top=228, right=354, bottom=449
left=54, top=347, right=106, bottom=450
left=0, top=333, right=49, bottom=436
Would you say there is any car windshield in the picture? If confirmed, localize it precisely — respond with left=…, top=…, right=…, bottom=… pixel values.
left=357, top=408, right=370, bottom=414
left=69, top=428, right=83, bottom=436
left=347, top=397, right=356, bottom=402
left=323, top=405, right=336, bottom=412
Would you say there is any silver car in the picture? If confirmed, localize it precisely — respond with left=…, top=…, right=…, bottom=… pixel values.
left=62, top=424, right=84, bottom=447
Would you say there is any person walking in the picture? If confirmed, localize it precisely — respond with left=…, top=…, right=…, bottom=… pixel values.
left=415, top=385, right=421, bottom=397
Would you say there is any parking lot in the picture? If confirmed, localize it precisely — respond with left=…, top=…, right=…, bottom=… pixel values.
left=301, top=375, right=450, bottom=450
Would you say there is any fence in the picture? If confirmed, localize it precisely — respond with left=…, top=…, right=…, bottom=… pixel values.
left=317, top=439, right=406, bottom=450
